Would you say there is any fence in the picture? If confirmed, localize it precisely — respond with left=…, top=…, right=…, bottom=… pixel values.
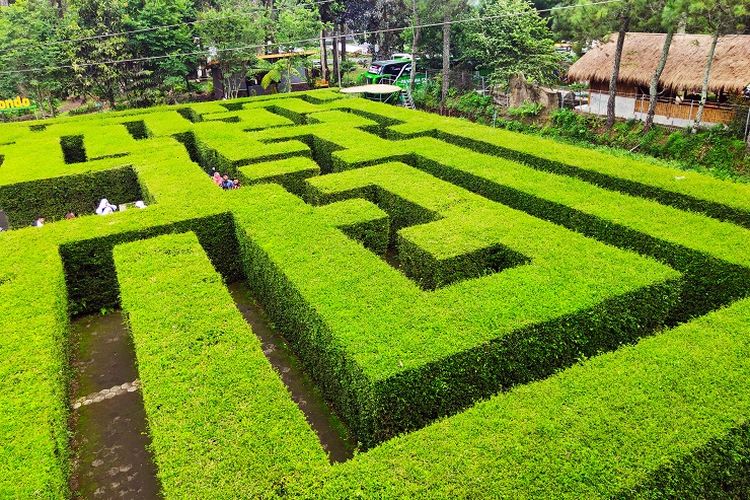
left=632, top=95, right=736, bottom=125
left=576, top=90, right=747, bottom=134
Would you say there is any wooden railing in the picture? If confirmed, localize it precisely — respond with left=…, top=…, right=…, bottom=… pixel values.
left=633, top=97, right=736, bottom=124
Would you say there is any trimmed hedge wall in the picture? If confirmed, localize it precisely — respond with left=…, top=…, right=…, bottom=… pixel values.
left=328, top=135, right=750, bottom=323
left=0, top=166, right=142, bottom=228
left=60, top=211, right=243, bottom=315
left=114, top=232, right=328, bottom=497
left=2, top=90, right=750, bottom=497
left=327, top=97, right=750, bottom=226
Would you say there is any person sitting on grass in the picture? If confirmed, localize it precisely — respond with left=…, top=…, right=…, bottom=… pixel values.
left=32, top=216, right=45, bottom=227
left=95, top=198, right=117, bottom=215
left=134, top=200, right=146, bottom=209
left=221, top=175, right=234, bottom=190
left=232, top=178, right=240, bottom=189
left=212, top=172, right=222, bottom=186
left=65, top=211, right=76, bottom=219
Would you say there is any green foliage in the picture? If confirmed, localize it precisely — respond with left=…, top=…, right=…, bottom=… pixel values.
left=272, top=0, right=323, bottom=48
left=124, top=0, right=198, bottom=100
left=114, top=232, right=328, bottom=497
left=0, top=0, right=67, bottom=116
left=460, top=0, right=562, bottom=86
left=3, top=90, right=750, bottom=497
left=507, top=101, right=544, bottom=117
left=63, top=0, right=129, bottom=107
left=548, top=109, right=750, bottom=178
left=196, top=0, right=266, bottom=99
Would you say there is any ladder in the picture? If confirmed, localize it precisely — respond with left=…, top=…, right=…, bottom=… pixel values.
left=401, top=87, right=416, bottom=109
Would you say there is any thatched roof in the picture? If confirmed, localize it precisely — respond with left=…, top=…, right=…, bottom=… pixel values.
left=568, top=32, right=750, bottom=94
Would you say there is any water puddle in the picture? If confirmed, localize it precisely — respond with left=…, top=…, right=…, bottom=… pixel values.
left=228, top=281, right=356, bottom=463
left=68, top=311, right=161, bottom=499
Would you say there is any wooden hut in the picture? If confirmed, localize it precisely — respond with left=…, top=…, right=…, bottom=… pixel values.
left=567, top=33, right=750, bottom=126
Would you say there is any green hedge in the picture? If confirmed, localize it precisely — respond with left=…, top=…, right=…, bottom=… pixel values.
left=328, top=98, right=750, bottom=227
left=330, top=134, right=750, bottom=323
left=0, top=128, right=234, bottom=496
left=60, top=211, right=243, bottom=315
left=114, top=232, right=328, bottom=497
left=294, top=163, right=679, bottom=443
left=2, top=90, right=750, bottom=497
left=0, top=166, right=142, bottom=228
left=290, top=297, right=750, bottom=498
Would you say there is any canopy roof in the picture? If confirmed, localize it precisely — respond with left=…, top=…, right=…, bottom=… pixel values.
left=340, top=84, right=402, bottom=95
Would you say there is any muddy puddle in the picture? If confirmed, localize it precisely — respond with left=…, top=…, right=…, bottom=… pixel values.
left=68, top=311, right=161, bottom=499
left=229, top=281, right=356, bottom=463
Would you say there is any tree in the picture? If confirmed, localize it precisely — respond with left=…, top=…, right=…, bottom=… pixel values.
left=124, top=0, right=199, bottom=104
left=64, top=0, right=130, bottom=108
left=272, top=0, right=323, bottom=49
left=197, top=0, right=266, bottom=99
left=685, top=0, right=748, bottom=132
left=555, top=0, right=653, bottom=128
left=273, top=0, right=323, bottom=88
left=409, top=0, right=420, bottom=93
left=344, top=0, right=409, bottom=59
left=461, top=0, right=562, bottom=87
left=0, top=0, right=66, bottom=117
left=438, top=0, right=469, bottom=112
left=258, top=56, right=303, bottom=92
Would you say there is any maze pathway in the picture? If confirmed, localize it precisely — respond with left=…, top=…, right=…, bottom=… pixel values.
left=1, top=89, right=749, bottom=497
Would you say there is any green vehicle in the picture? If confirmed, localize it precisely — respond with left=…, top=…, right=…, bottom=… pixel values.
left=359, top=58, right=427, bottom=90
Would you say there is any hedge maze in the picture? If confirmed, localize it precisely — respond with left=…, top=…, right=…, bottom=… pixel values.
left=1, top=89, right=750, bottom=497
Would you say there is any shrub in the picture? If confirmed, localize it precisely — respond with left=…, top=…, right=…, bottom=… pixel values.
left=506, top=101, right=543, bottom=118
left=2, top=90, right=750, bottom=498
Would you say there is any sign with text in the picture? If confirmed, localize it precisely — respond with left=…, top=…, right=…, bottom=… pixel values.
left=0, top=96, right=34, bottom=113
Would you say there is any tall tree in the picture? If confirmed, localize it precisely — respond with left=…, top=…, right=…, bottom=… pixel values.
left=461, top=0, right=562, bottom=87
left=64, top=0, right=130, bottom=108
left=686, top=0, right=748, bottom=132
left=556, top=0, right=652, bottom=128
left=635, top=0, right=687, bottom=130
left=197, top=0, right=266, bottom=99
left=319, top=0, right=344, bottom=85
left=439, top=0, right=468, bottom=112
left=345, top=0, right=408, bottom=58
left=605, top=9, right=630, bottom=128
left=0, top=0, right=66, bottom=116
left=273, top=0, right=323, bottom=88
left=124, top=0, right=198, bottom=104
left=409, top=0, right=420, bottom=92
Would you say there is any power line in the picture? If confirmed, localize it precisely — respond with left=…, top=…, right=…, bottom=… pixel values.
left=0, top=0, right=623, bottom=76
left=48, top=0, right=337, bottom=45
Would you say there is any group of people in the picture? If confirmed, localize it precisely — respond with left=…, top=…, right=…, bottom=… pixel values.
left=211, top=171, right=241, bottom=190
left=30, top=198, right=146, bottom=228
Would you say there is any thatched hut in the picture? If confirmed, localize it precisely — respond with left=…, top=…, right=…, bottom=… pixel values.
left=567, top=33, right=750, bottom=126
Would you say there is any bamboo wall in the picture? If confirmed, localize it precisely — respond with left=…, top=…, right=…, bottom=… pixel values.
left=633, top=99, right=736, bottom=124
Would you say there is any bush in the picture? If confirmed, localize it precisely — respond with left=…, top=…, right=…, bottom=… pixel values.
left=2, top=90, right=750, bottom=497
left=507, top=101, right=543, bottom=118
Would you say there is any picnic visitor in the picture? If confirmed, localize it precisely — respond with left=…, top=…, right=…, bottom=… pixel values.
left=212, top=172, right=222, bottom=186
left=95, top=198, right=117, bottom=215
left=221, top=174, right=234, bottom=190
left=65, top=211, right=76, bottom=219
left=232, top=178, right=240, bottom=189
left=32, top=216, right=45, bottom=227
left=134, top=200, right=146, bottom=209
